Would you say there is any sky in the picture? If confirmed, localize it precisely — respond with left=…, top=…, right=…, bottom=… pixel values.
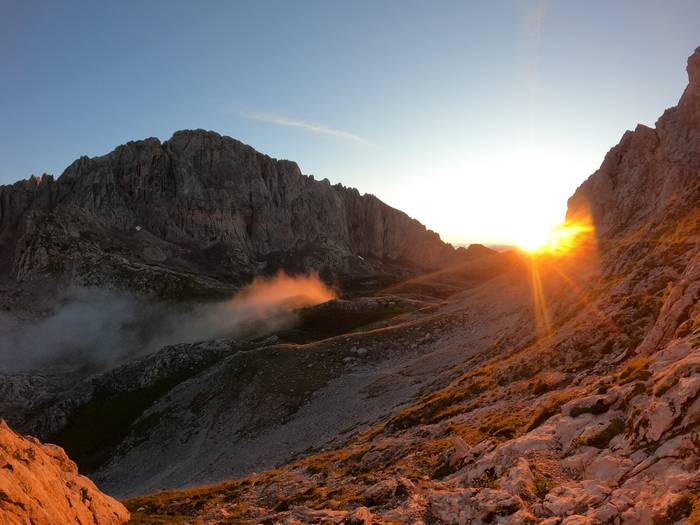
left=2, top=1, right=700, bottom=246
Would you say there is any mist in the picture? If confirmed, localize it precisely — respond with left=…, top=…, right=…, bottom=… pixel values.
left=0, top=272, right=336, bottom=373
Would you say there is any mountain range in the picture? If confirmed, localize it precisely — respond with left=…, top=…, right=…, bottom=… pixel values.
left=3, top=47, right=700, bottom=525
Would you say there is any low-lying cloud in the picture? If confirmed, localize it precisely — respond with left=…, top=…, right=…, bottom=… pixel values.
left=0, top=272, right=336, bottom=373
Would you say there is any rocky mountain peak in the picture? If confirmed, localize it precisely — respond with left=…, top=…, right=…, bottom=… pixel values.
left=687, top=46, right=700, bottom=85
left=0, top=130, right=480, bottom=300
left=566, top=46, right=700, bottom=274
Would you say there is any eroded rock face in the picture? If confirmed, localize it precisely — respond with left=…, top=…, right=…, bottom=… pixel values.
left=0, top=420, right=129, bottom=525
left=0, top=131, right=468, bottom=299
left=568, top=46, right=700, bottom=259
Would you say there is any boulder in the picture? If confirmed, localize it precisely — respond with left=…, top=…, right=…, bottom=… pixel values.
left=0, top=420, right=129, bottom=525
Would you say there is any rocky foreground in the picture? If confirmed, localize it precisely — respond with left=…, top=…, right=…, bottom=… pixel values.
left=122, top=48, right=700, bottom=524
left=0, top=420, right=129, bottom=525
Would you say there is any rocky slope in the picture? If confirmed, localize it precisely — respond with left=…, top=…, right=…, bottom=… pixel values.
left=123, top=47, right=700, bottom=524
left=0, top=420, right=129, bottom=525
left=0, top=130, right=467, bottom=303
left=1, top=250, right=514, bottom=497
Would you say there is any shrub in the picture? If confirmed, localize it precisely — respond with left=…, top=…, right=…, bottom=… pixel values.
left=534, top=474, right=556, bottom=499
left=471, top=468, right=498, bottom=489
left=526, top=392, right=577, bottom=432
left=652, top=492, right=699, bottom=525
left=615, top=357, right=652, bottom=385
left=573, top=418, right=625, bottom=449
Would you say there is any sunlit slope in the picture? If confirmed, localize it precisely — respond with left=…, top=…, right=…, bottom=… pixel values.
left=126, top=47, right=700, bottom=524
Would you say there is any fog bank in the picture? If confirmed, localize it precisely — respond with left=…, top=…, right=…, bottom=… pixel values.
left=0, top=272, right=335, bottom=372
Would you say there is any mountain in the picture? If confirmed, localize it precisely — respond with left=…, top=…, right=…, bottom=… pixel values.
left=4, top=41, right=700, bottom=525
left=0, top=420, right=129, bottom=525
left=123, top=47, right=700, bottom=524
left=0, top=122, right=509, bottom=498
left=2, top=252, right=513, bottom=497
left=0, top=130, right=471, bottom=304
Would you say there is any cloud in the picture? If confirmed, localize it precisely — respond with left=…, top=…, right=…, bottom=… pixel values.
left=0, top=272, right=336, bottom=373
left=246, top=111, right=373, bottom=145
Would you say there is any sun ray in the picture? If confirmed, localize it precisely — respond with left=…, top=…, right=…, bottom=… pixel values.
left=528, top=256, right=553, bottom=337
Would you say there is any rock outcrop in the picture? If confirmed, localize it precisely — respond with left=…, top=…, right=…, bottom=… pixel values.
left=0, top=131, right=469, bottom=300
left=568, top=46, right=700, bottom=259
left=0, top=420, right=129, bottom=525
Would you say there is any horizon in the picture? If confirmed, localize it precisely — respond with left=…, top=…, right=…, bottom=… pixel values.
left=3, top=1, right=700, bottom=246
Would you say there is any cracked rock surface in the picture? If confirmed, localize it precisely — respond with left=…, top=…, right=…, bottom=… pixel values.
left=0, top=420, right=129, bottom=525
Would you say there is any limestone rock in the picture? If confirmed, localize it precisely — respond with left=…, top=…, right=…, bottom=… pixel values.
left=364, top=477, right=414, bottom=506
left=0, top=420, right=129, bottom=525
left=343, top=506, right=375, bottom=524
left=0, top=131, right=478, bottom=299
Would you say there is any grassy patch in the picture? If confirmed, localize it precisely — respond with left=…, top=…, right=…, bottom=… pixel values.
left=124, top=481, right=245, bottom=523
left=654, top=375, right=679, bottom=397
left=431, top=459, right=461, bottom=480
left=530, top=378, right=552, bottom=395
left=526, top=391, right=577, bottom=432
left=388, top=378, right=491, bottom=430
left=287, top=300, right=413, bottom=341
left=652, top=492, right=700, bottom=525
left=50, top=357, right=219, bottom=473
left=571, top=418, right=625, bottom=449
left=614, top=357, right=652, bottom=385
left=534, top=473, right=556, bottom=499
left=471, top=467, right=498, bottom=489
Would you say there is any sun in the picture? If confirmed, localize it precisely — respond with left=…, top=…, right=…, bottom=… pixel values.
left=515, top=219, right=594, bottom=256
left=516, top=230, right=552, bottom=253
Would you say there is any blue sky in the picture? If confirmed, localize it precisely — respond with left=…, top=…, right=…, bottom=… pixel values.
left=2, top=0, right=699, bottom=245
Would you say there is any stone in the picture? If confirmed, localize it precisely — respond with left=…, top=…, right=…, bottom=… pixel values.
left=343, top=506, right=374, bottom=524
left=0, top=420, right=129, bottom=525
left=0, top=130, right=480, bottom=299
left=364, top=477, right=414, bottom=506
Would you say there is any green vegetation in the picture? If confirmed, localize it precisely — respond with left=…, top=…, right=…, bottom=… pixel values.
left=614, top=356, right=652, bottom=385
left=526, top=391, right=577, bottom=432
left=471, top=468, right=498, bottom=489
left=292, top=301, right=410, bottom=340
left=652, top=492, right=700, bottom=525
left=654, top=375, right=679, bottom=397
left=388, top=378, right=491, bottom=430
left=530, top=378, right=552, bottom=395
left=431, top=459, right=460, bottom=480
left=50, top=358, right=219, bottom=473
left=125, top=480, right=248, bottom=524
left=571, top=418, right=625, bottom=449
left=534, top=473, right=556, bottom=499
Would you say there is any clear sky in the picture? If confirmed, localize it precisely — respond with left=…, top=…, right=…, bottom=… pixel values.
left=2, top=1, right=699, bottom=246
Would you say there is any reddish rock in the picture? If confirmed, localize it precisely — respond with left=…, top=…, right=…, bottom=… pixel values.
left=0, top=420, right=129, bottom=525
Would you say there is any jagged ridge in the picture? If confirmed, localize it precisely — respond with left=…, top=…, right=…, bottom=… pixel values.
left=0, top=131, right=472, bottom=300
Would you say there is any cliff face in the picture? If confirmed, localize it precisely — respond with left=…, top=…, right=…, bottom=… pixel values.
left=567, top=46, right=700, bottom=357
left=0, top=131, right=465, bottom=298
left=0, top=420, right=129, bottom=525
left=568, top=46, right=700, bottom=259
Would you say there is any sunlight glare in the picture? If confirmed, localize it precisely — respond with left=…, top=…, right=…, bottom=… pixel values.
left=516, top=219, right=594, bottom=256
